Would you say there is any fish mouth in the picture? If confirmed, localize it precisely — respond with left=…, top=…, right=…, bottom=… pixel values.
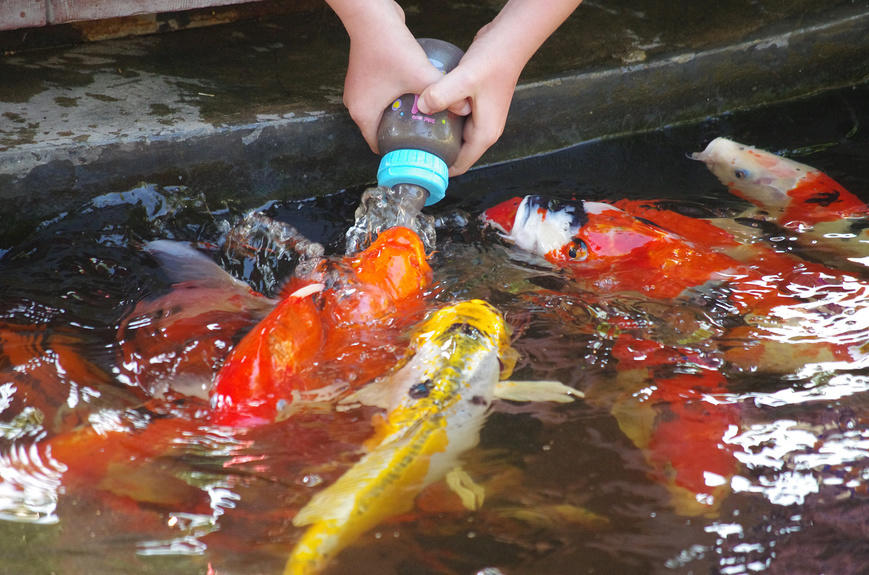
left=480, top=196, right=523, bottom=234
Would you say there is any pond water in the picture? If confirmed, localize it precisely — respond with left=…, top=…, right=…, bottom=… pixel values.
left=1, top=82, right=868, bottom=574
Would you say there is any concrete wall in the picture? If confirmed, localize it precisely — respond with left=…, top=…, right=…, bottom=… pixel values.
left=0, top=0, right=259, bottom=30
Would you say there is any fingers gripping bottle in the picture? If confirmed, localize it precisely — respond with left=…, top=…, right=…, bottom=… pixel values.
left=376, top=38, right=466, bottom=207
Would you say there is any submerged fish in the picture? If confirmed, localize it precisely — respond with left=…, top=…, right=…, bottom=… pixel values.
left=285, top=300, right=577, bottom=574
left=692, top=137, right=869, bottom=266
left=0, top=320, right=116, bottom=435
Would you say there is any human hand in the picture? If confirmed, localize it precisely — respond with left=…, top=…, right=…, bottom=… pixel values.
left=333, top=1, right=444, bottom=154
left=416, top=23, right=523, bottom=177
left=415, top=0, right=582, bottom=176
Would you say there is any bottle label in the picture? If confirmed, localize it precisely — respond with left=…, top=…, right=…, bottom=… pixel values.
left=410, top=94, right=436, bottom=124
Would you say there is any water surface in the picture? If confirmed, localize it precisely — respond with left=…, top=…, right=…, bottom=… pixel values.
left=1, top=83, right=868, bottom=574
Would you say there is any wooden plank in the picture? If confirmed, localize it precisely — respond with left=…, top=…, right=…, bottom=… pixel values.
left=0, top=0, right=47, bottom=31
left=48, top=0, right=259, bottom=24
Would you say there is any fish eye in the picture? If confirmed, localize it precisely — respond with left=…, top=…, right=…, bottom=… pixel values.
left=734, top=169, right=748, bottom=180
left=409, top=379, right=432, bottom=399
left=548, top=199, right=562, bottom=211
left=568, top=238, right=588, bottom=260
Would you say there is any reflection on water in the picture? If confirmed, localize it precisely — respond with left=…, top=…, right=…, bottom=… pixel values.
left=1, top=84, right=868, bottom=574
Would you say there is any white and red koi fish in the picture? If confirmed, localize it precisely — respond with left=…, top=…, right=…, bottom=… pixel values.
left=692, top=137, right=869, bottom=266
left=481, top=195, right=792, bottom=308
left=481, top=193, right=869, bottom=515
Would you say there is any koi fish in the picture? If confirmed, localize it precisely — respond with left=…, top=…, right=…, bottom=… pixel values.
left=609, top=335, right=738, bottom=516
left=285, top=300, right=577, bottom=574
left=117, top=240, right=276, bottom=399
left=692, top=137, right=869, bottom=266
left=480, top=195, right=794, bottom=309
left=481, top=194, right=869, bottom=514
left=210, top=226, right=434, bottom=426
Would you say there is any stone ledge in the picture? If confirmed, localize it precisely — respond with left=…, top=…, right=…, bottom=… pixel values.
left=1, top=2, right=867, bottom=247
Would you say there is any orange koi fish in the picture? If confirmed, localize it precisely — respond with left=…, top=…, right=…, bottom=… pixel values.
left=692, top=137, right=869, bottom=266
left=210, top=226, right=433, bottom=426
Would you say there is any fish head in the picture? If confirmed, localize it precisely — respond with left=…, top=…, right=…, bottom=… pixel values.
left=351, top=226, right=433, bottom=303
left=375, top=299, right=513, bottom=436
left=413, top=300, right=512, bottom=363
left=482, top=196, right=588, bottom=263
left=483, top=196, right=679, bottom=268
left=691, top=137, right=813, bottom=209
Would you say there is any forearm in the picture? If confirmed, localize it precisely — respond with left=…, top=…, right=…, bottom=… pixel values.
left=479, top=0, right=582, bottom=73
left=323, top=0, right=407, bottom=41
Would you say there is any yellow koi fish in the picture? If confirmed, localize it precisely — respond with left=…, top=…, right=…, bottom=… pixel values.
left=285, top=299, right=576, bottom=574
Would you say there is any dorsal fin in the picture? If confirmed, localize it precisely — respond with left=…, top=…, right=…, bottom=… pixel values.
left=144, top=240, right=253, bottom=290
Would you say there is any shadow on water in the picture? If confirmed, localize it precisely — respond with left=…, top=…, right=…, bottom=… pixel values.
left=0, top=83, right=868, bottom=574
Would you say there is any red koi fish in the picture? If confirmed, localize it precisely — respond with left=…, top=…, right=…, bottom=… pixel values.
left=481, top=195, right=793, bottom=310
left=210, top=226, right=433, bottom=426
left=481, top=194, right=869, bottom=514
left=610, top=335, right=737, bottom=516
left=692, top=137, right=869, bottom=266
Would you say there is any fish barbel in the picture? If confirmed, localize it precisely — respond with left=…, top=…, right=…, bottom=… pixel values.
left=692, top=137, right=869, bottom=266
left=285, top=299, right=575, bottom=574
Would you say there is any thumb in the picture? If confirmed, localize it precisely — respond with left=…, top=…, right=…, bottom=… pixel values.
left=417, top=72, right=471, bottom=116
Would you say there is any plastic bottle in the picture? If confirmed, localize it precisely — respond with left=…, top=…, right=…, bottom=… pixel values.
left=376, top=38, right=466, bottom=207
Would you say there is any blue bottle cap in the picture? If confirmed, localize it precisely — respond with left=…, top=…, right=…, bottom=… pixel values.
left=377, top=149, right=448, bottom=205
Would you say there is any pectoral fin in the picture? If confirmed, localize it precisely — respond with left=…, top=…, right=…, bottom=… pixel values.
left=494, top=380, right=582, bottom=403
left=337, top=377, right=394, bottom=411
left=445, top=467, right=485, bottom=511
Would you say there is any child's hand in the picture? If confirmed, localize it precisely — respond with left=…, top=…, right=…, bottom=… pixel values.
left=417, top=0, right=582, bottom=176
left=334, top=1, right=443, bottom=153
left=417, top=23, right=523, bottom=177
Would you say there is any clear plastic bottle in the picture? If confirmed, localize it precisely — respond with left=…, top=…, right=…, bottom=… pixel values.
left=376, top=38, right=466, bottom=207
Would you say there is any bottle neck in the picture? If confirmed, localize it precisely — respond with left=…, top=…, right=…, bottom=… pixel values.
left=392, top=183, right=428, bottom=213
